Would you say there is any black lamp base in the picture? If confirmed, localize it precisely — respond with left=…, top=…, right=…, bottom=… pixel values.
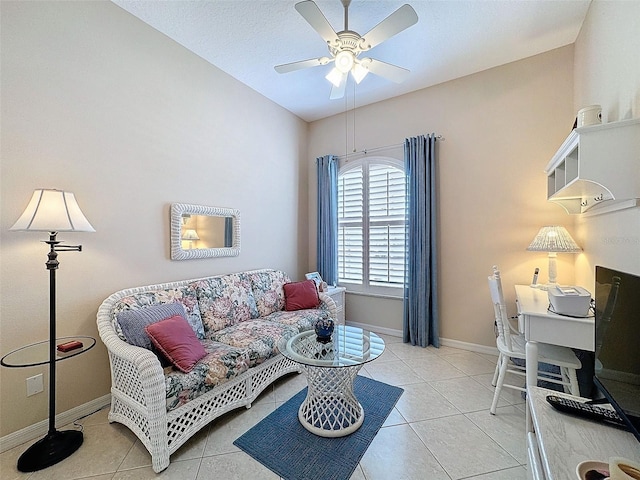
left=17, top=429, right=83, bottom=472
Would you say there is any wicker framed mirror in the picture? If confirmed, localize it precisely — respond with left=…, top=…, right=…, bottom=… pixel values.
left=170, top=203, right=240, bottom=260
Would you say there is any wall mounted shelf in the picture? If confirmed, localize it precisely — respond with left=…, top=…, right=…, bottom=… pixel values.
left=545, top=117, right=640, bottom=215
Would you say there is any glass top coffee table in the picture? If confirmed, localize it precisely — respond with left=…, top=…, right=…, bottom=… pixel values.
left=278, top=325, right=385, bottom=437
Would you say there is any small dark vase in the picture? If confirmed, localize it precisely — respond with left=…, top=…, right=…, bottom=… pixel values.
left=314, top=318, right=335, bottom=343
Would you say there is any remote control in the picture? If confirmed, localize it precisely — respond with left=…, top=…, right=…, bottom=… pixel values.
left=546, top=394, right=626, bottom=427
left=57, top=340, right=83, bottom=352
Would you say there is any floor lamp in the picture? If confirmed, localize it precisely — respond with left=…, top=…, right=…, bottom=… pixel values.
left=526, top=225, right=581, bottom=289
left=10, top=189, right=95, bottom=472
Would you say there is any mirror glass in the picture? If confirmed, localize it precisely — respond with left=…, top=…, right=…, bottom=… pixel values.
left=170, top=203, right=240, bottom=260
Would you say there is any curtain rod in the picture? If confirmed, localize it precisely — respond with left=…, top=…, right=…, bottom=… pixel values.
left=336, top=134, right=443, bottom=161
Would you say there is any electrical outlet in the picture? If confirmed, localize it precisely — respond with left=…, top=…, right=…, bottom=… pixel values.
left=26, top=374, right=44, bottom=396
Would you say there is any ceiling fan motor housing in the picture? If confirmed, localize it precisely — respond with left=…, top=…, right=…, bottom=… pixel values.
left=329, top=31, right=367, bottom=73
left=329, top=31, right=366, bottom=56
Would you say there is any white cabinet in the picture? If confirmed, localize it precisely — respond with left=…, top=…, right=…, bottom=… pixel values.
left=324, top=286, right=346, bottom=324
left=545, top=118, right=640, bottom=215
left=527, top=386, right=640, bottom=480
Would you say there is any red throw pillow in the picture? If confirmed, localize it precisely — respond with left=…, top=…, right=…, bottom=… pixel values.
left=283, top=280, right=320, bottom=311
left=145, top=315, right=207, bottom=372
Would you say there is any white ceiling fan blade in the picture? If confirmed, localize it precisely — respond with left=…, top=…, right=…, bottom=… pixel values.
left=362, top=58, right=410, bottom=83
left=295, top=1, right=339, bottom=45
left=361, top=4, right=418, bottom=51
left=274, top=57, right=330, bottom=74
left=329, top=72, right=348, bottom=99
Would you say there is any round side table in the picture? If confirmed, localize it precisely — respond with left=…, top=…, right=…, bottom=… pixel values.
left=1, top=335, right=96, bottom=472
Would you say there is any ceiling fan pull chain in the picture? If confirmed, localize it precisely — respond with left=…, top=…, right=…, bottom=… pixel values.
left=352, top=81, right=357, bottom=153
left=345, top=87, right=349, bottom=158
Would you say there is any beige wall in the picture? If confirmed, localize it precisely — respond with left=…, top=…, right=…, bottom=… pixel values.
left=3, top=0, right=637, bottom=442
left=307, top=0, right=640, bottom=352
left=0, top=1, right=308, bottom=436
left=573, top=0, right=640, bottom=287
left=308, top=46, right=575, bottom=344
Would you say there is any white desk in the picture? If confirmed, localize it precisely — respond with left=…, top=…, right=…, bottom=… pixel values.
left=515, top=285, right=595, bottom=389
left=517, top=287, right=640, bottom=479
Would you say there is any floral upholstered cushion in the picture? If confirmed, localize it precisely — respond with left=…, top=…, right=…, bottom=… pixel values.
left=193, top=273, right=259, bottom=334
left=207, top=320, right=298, bottom=367
left=262, top=308, right=330, bottom=332
left=164, top=340, right=251, bottom=411
left=112, top=285, right=205, bottom=341
left=249, top=270, right=291, bottom=317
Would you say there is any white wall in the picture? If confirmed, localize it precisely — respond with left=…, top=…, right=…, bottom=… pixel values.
left=308, top=47, right=575, bottom=344
left=0, top=1, right=308, bottom=436
left=573, top=0, right=640, bottom=287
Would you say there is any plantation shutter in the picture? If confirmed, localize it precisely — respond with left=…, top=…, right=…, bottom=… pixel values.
left=337, top=161, right=406, bottom=292
left=369, top=165, right=406, bottom=286
left=337, top=166, right=364, bottom=284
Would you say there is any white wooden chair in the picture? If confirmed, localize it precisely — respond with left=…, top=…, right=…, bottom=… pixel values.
left=488, top=265, right=581, bottom=414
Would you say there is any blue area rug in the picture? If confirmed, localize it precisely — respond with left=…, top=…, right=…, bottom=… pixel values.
left=234, top=375, right=403, bottom=480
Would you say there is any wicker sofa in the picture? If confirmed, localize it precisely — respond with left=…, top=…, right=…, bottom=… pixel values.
left=97, top=269, right=337, bottom=472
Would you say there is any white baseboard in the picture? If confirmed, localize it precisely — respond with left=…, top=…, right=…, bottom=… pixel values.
left=439, top=337, right=498, bottom=356
left=346, top=321, right=403, bottom=338
left=346, top=321, right=498, bottom=356
left=0, top=394, right=111, bottom=454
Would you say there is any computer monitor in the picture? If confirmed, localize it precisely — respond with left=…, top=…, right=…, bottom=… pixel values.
left=593, top=266, right=640, bottom=442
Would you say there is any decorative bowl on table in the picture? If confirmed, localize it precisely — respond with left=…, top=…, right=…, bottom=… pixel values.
left=575, top=460, right=609, bottom=480
left=314, top=318, right=334, bottom=343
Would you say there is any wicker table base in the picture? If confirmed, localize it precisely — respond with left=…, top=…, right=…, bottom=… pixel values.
left=298, top=364, right=363, bottom=437
left=279, top=326, right=385, bottom=438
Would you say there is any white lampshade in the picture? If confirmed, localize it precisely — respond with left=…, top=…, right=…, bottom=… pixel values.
left=526, top=226, right=581, bottom=253
left=10, top=189, right=95, bottom=233
left=182, top=229, right=200, bottom=241
left=527, top=226, right=580, bottom=287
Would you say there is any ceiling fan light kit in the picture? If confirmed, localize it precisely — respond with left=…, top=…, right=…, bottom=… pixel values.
left=275, top=0, right=418, bottom=99
left=325, top=67, right=345, bottom=87
left=351, top=62, right=369, bottom=84
left=335, top=50, right=355, bottom=73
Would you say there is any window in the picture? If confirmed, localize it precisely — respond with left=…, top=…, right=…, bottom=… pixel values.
left=337, top=157, right=406, bottom=296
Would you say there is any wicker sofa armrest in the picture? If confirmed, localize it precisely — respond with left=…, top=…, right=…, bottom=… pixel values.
left=318, top=293, right=339, bottom=324
left=97, top=300, right=167, bottom=419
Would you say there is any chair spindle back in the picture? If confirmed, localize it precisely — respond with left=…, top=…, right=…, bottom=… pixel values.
left=488, top=265, right=513, bottom=352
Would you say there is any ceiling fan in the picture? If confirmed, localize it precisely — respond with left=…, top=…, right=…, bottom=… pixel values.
left=275, top=0, right=418, bottom=100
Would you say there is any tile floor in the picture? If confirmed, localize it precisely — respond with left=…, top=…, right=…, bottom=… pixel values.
left=1, top=333, right=529, bottom=480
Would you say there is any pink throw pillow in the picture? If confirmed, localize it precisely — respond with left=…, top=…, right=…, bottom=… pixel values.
left=145, top=315, right=207, bottom=372
left=283, top=280, right=320, bottom=311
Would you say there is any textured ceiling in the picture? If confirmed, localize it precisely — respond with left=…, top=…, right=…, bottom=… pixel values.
left=112, top=0, right=591, bottom=122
